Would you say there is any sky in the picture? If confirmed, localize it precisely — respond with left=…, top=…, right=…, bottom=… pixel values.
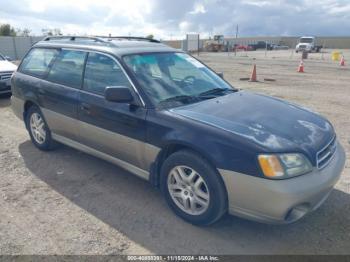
left=0, top=0, right=350, bottom=39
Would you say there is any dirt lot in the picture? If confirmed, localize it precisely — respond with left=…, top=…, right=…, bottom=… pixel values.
left=0, top=49, right=349, bottom=255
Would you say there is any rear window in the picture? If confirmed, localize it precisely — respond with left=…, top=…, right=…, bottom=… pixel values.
left=20, top=48, right=58, bottom=78
left=47, top=50, right=87, bottom=89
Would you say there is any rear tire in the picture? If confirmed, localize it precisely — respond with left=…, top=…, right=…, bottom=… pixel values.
left=25, top=105, right=57, bottom=151
left=160, top=150, right=227, bottom=226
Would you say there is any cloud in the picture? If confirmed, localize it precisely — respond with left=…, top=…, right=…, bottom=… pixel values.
left=0, top=0, right=349, bottom=39
left=189, top=3, right=207, bottom=14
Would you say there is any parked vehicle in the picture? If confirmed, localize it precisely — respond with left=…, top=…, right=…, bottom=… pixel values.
left=296, top=36, right=322, bottom=53
left=233, top=44, right=253, bottom=51
left=11, top=36, right=345, bottom=225
left=0, top=53, right=17, bottom=95
left=248, top=41, right=273, bottom=51
left=271, top=43, right=289, bottom=50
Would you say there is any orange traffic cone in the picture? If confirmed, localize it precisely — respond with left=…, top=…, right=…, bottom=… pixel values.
left=249, top=64, right=257, bottom=82
left=340, top=56, right=345, bottom=66
left=297, top=60, right=304, bottom=73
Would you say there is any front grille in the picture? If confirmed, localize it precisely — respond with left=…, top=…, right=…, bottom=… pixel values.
left=0, top=71, right=13, bottom=81
left=317, top=136, right=337, bottom=169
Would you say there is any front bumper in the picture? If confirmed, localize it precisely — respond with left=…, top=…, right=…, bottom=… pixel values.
left=0, top=81, right=11, bottom=94
left=220, top=142, right=346, bottom=224
left=296, top=46, right=312, bottom=52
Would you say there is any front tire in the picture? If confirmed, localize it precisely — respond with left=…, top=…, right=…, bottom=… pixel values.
left=25, top=105, right=57, bottom=151
left=160, top=150, right=227, bottom=226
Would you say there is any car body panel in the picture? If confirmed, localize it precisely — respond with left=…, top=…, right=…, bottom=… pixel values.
left=170, top=91, right=334, bottom=165
left=10, top=39, right=346, bottom=224
left=146, top=108, right=262, bottom=177
left=77, top=90, right=153, bottom=170
left=51, top=132, right=153, bottom=180
left=220, top=141, right=345, bottom=223
left=33, top=41, right=175, bottom=59
left=39, top=79, right=81, bottom=141
left=11, top=95, right=25, bottom=120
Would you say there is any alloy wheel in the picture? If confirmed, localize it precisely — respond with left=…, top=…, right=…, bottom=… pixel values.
left=30, top=112, right=46, bottom=144
left=167, top=165, right=210, bottom=216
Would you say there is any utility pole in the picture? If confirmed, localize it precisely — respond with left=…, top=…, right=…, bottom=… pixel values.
left=198, top=33, right=200, bottom=56
left=235, top=24, right=239, bottom=56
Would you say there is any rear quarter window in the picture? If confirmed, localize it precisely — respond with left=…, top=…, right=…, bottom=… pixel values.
left=20, top=48, right=59, bottom=78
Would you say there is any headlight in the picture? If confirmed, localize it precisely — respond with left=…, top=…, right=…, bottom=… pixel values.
left=258, top=153, right=313, bottom=179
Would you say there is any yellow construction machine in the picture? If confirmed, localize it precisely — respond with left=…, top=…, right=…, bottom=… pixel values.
left=204, top=35, right=225, bottom=52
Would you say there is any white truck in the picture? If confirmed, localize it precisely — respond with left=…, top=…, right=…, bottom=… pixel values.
left=295, top=36, right=322, bottom=53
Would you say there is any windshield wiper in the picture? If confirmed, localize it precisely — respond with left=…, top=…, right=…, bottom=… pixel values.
left=198, top=88, right=236, bottom=97
left=159, top=88, right=237, bottom=106
left=159, top=95, right=199, bottom=104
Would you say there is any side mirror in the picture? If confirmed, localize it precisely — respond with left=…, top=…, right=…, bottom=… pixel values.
left=5, top=56, right=12, bottom=61
left=217, top=72, right=224, bottom=79
left=105, top=86, right=134, bottom=103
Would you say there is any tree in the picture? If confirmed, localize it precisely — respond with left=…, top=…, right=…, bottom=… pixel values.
left=146, top=34, right=154, bottom=39
left=0, top=24, right=17, bottom=36
left=53, top=28, right=62, bottom=36
left=21, top=28, right=31, bottom=37
left=16, top=28, right=32, bottom=37
left=41, top=28, right=62, bottom=36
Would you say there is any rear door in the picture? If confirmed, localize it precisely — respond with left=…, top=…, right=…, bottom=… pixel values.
left=77, top=52, right=149, bottom=174
left=41, top=49, right=87, bottom=141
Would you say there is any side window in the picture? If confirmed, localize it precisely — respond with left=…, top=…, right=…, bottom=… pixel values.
left=20, top=48, right=58, bottom=78
left=47, top=50, right=86, bottom=89
left=83, top=53, right=131, bottom=95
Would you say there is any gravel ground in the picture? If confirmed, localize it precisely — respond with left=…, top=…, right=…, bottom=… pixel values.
left=0, top=49, right=349, bottom=255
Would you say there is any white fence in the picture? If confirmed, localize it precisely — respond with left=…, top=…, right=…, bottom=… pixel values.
left=0, top=36, right=43, bottom=60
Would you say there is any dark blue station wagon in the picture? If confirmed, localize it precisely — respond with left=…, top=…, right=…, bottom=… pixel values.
left=11, top=36, right=346, bottom=225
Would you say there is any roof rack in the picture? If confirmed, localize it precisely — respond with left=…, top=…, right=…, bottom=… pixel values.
left=43, top=35, right=161, bottom=44
left=43, top=36, right=106, bottom=43
left=95, top=36, right=161, bottom=43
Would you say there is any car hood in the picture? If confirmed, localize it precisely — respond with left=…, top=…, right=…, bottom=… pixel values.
left=0, top=60, right=17, bottom=72
left=170, top=91, right=334, bottom=157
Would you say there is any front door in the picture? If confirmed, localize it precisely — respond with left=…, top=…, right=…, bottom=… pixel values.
left=77, top=52, right=149, bottom=174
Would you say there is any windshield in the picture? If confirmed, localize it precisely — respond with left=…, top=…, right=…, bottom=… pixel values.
left=123, top=52, right=235, bottom=107
left=300, top=38, right=314, bottom=43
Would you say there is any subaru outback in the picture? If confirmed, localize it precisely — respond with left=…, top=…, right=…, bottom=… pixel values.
left=11, top=36, right=345, bottom=225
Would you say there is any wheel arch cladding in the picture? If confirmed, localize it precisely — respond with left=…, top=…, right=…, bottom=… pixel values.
left=23, top=100, right=37, bottom=126
left=150, top=141, right=221, bottom=188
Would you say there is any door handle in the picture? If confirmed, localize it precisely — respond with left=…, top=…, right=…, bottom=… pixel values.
left=80, top=103, right=91, bottom=114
